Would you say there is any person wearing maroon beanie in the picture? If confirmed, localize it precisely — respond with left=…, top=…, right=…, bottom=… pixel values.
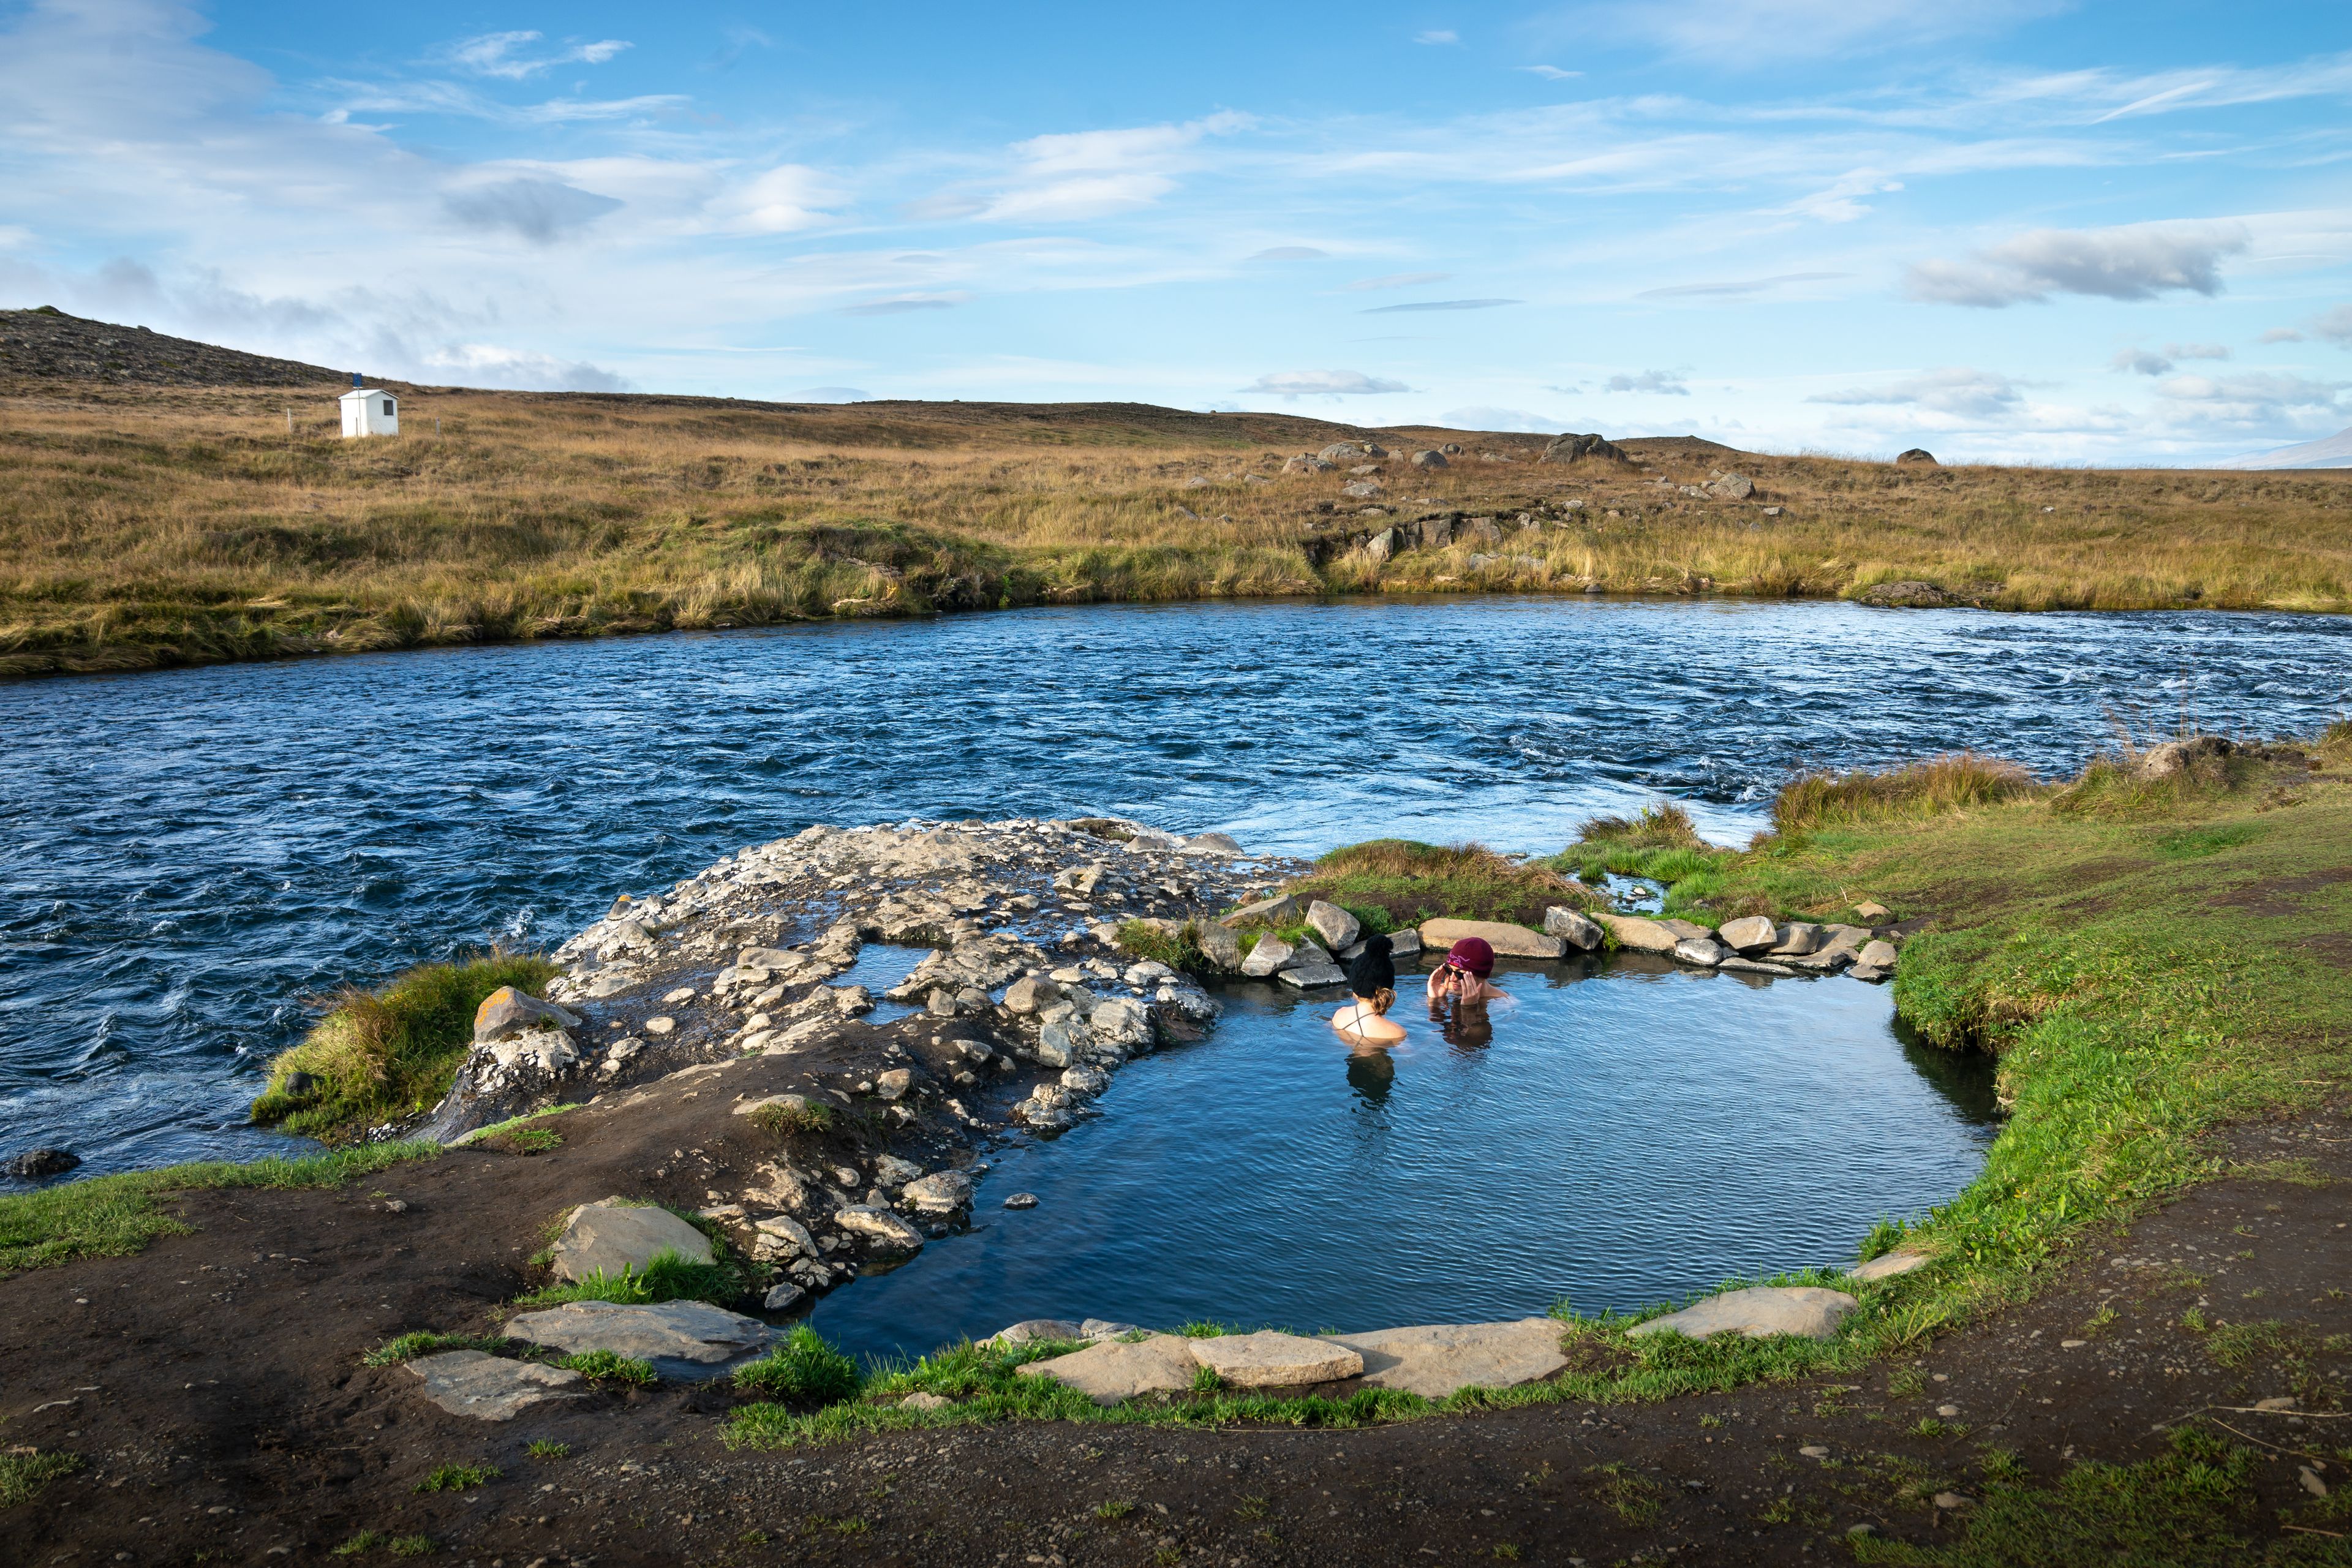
left=1427, top=935, right=1506, bottom=1004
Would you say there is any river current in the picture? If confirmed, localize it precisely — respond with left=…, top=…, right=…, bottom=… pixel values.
left=2, top=598, right=2346, bottom=1177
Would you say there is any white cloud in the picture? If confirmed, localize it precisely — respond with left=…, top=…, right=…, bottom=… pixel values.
left=2313, top=305, right=2352, bottom=349
left=1605, top=369, right=1689, bottom=394
left=949, top=112, right=1252, bottom=226
left=1248, top=246, right=1329, bottom=262
left=2152, top=371, right=2346, bottom=429
left=718, top=165, right=835, bottom=235
left=795, top=385, right=871, bottom=402
left=421, top=342, right=629, bottom=391
left=1441, top=405, right=1570, bottom=432
left=2261, top=328, right=2306, bottom=344
left=442, top=177, right=621, bottom=243
left=445, top=31, right=633, bottom=81
left=1415, top=30, right=1461, bottom=45
left=1905, top=222, right=2250, bottom=307
left=842, top=293, right=970, bottom=316
left=1242, top=369, right=1412, bottom=398
left=1346, top=271, right=1452, bottom=290
left=1811, top=368, right=2024, bottom=418
left=980, top=174, right=1174, bottom=223
left=1637, top=271, right=1849, bottom=300
left=1557, top=0, right=2063, bottom=64
left=2110, top=341, right=2231, bottom=376
left=1520, top=66, right=1581, bottom=80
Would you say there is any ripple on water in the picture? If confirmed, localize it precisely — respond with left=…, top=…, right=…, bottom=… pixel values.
left=0, top=597, right=2344, bottom=1174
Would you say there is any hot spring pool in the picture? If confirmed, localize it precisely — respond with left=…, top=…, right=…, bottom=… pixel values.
left=809, top=952, right=1998, bottom=1363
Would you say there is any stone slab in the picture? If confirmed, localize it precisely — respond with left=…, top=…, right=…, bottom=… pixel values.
left=549, top=1201, right=715, bottom=1283
left=987, top=1319, right=1082, bottom=1347
left=1016, top=1333, right=1200, bottom=1406
left=1717, top=915, right=1780, bottom=954
left=1849, top=1250, right=1931, bottom=1283
left=504, top=1299, right=775, bottom=1379
left=1419, top=918, right=1566, bottom=960
left=1324, top=1319, right=1569, bottom=1400
left=1719, top=957, right=1796, bottom=976
left=1594, top=912, right=1678, bottom=952
left=1627, top=1286, right=1858, bottom=1342
left=836, top=1204, right=927, bottom=1254
left=1189, top=1330, right=1364, bottom=1389
left=1278, top=963, right=1349, bottom=989
left=1542, top=907, right=1604, bottom=951
left=406, top=1350, right=585, bottom=1420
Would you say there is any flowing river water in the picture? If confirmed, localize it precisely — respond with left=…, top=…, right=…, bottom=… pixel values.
left=2, top=600, right=2346, bottom=1300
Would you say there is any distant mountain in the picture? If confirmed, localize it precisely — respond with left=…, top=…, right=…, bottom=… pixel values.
left=2212, top=424, right=2352, bottom=470
left=0, top=306, right=349, bottom=386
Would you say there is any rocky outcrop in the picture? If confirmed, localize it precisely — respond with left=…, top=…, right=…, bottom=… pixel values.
left=1540, top=432, right=1628, bottom=464
left=1894, top=448, right=1938, bottom=466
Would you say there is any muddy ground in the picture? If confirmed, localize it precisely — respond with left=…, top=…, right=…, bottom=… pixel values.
left=4, top=1099, right=2346, bottom=1567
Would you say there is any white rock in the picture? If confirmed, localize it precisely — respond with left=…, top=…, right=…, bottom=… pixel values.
left=1189, top=1331, right=1363, bottom=1388
left=1017, top=1333, right=1200, bottom=1406
left=1280, top=963, right=1349, bottom=989
left=901, top=1172, right=973, bottom=1215
left=406, top=1351, right=584, bottom=1420
left=1673, top=937, right=1727, bottom=968
left=1717, top=915, right=1779, bottom=954
left=504, top=1300, right=775, bottom=1378
left=1627, top=1286, right=1858, bottom=1342
left=835, top=1205, right=925, bottom=1255
left=750, top=1213, right=817, bottom=1262
left=1305, top=900, right=1361, bottom=952
left=1240, top=934, right=1294, bottom=978
left=1849, top=1250, right=1929, bottom=1283
left=548, top=1201, right=714, bottom=1283
left=1324, top=1319, right=1569, bottom=1399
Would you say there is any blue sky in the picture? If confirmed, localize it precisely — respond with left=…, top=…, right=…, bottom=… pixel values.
left=2, top=1, right=2348, bottom=462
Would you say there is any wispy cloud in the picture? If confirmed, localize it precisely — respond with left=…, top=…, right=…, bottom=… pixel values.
left=1605, top=369, right=1689, bottom=394
left=1811, top=367, right=2026, bottom=418
left=443, top=31, right=632, bottom=81
left=442, top=177, right=620, bottom=243
left=1360, top=298, right=1518, bottom=313
left=2110, top=341, right=2230, bottom=375
left=1248, top=246, right=1329, bottom=262
left=1638, top=271, right=1849, bottom=300
left=842, top=293, right=971, bottom=315
left=1415, top=29, right=1461, bottom=45
left=1242, top=369, right=1411, bottom=397
left=1519, top=66, right=1581, bottom=80
left=1905, top=222, right=2251, bottom=307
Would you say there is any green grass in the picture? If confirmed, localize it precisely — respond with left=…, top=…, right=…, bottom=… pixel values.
left=511, top=1245, right=747, bottom=1310
left=557, top=1349, right=657, bottom=1385
left=250, top=954, right=560, bottom=1139
left=747, top=1098, right=835, bottom=1137
left=456, top=1104, right=581, bottom=1147
left=1277, top=839, right=1596, bottom=931
left=361, top=1331, right=513, bottom=1366
left=1855, top=1427, right=2346, bottom=1566
left=413, top=1463, right=499, bottom=1494
left=331, top=1531, right=389, bottom=1556
left=387, top=1539, right=437, bottom=1559
left=733, top=1326, right=864, bottom=1403
left=526, top=1441, right=570, bottom=1460
left=0, top=1140, right=439, bottom=1272
left=1114, top=919, right=1213, bottom=975
left=0, top=1450, right=79, bottom=1507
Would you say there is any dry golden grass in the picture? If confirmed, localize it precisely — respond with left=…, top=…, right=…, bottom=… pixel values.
left=3, top=379, right=2348, bottom=674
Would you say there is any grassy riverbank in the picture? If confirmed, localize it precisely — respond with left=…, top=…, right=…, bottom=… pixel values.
left=6, top=377, right=2352, bottom=676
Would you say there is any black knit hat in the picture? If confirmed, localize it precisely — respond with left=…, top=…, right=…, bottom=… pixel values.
left=1348, top=933, right=1396, bottom=998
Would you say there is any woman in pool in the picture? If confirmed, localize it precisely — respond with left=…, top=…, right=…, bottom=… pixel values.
left=1426, top=935, right=1507, bottom=1005
left=1332, top=937, right=1408, bottom=1046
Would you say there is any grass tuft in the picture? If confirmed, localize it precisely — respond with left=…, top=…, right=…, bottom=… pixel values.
left=413, top=1463, right=498, bottom=1494
left=1283, top=840, right=1592, bottom=930
left=733, top=1325, right=863, bottom=1403
left=556, top=1349, right=657, bottom=1385
left=250, top=954, right=559, bottom=1139
left=1771, top=753, right=2040, bottom=834
left=512, top=1245, right=746, bottom=1310
left=0, top=1450, right=79, bottom=1507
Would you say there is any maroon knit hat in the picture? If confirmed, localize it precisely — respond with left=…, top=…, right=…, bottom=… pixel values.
left=1444, top=936, right=1495, bottom=978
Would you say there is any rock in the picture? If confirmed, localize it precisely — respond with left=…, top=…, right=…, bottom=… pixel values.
left=1856, top=939, right=1899, bottom=969
left=1540, top=432, right=1627, bottom=465
left=2138, top=735, right=2232, bottom=780
left=1223, top=892, right=1301, bottom=927
left=1060, top=1066, right=1110, bottom=1095
left=1673, top=937, right=1727, bottom=967
left=643, top=1015, right=676, bottom=1036
left=1594, top=911, right=1678, bottom=952
left=902, top=1172, right=973, bottom=1215
left=1003, top=1192, right=1039, bottom=1209
left=1858, top=579, right=1948, bottom=608
left=873, top=1154, right=924, bottom=1186
left=1305, top=900, right=1361, bottom=952
left=1717, top=915, right=1779, bottom=954
left=1852, top=900, right=1891, bottom=923
left=1081, top=1317, right=1144, bottom=1340
left=1848, top=962, right=1893, bottom=984
left=505, top=1300, right=775, bottom=1379
left=737, top=946, right=803, bottom=970
left=1017, top=1333, right=1201, bottom=1406
left=1182, top=832, right=1244, bottom=856
left=1190, top=1331, right=1364, bottom=1389
left=1385, top=928, right=1422, bottom=959
left=1542, top=907, right=1604, bottom=951
left=874, top=1068, right=914, bottom=1101
left=1800, top=1445, right=1831, bottom=1458
left=1279, top=963, right=1349, bottom=989
left=902, top=1391, right=952, bottom=1411
left=406, top=1350, right=585, bottom=1420
left=1088, top=997, right=1152, bottom=1051
left=1848, top=1250, right=1930, bottom=1283
left=1410, top=450, right=1447, bottom=469
left=1195, top=921, right=1243, bottom=971
left=2255, top=1396, right=2300, bottom=1411
left=1035, top=1020, right=1084, bottom=1068
left=1325, top=1319, right=1569, bottom=1399
left=1240, top=934, right=1294, bottom=978
left=1627, top=1286, right=1858, bottom=1342
left=734, top=1091, right=812, bottom=1118
left=1718, top=958, right=1795, bottom=976
left=835, top=1205, right=925, bottom=1255
left=1319, top=442, right=1362, bottom=461
left=1363, top=528, right=1397, bottom=564
left=1705, top=470, right=1754, bottom=500
left=1003, top=975, right=1062, bottom=1014
left=4, top=1148, right=80, bottom=1178
left=1341, top=481, right=1384, bottom=500
left=1768, top=923, right=1823, bottom=957
left=1419, top=918, right=1565, bottom=960
left=762, top=1282, right=807, bottom=1313
left=1932, top=1492, right=1971, bottom=1511
left=472, top=986, right=581, bottom=1042
left=548, top=1200, right=714, bottom=1283
left=749, top=1213, right=818, bottom=1262
left=1895, top=448, right=1937, bottom=466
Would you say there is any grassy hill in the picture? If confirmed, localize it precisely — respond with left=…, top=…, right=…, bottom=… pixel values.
left=4, top=309, right=2350, bottom=676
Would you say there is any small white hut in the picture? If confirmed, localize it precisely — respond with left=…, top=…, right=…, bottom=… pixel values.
left=338, top=374, right=398, bottom=438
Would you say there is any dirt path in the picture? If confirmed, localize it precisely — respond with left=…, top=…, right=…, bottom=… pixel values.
left=5, top=1105, right=2346, bottom=1566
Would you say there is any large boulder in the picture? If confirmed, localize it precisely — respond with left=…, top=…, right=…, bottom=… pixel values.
left=548, top=1200, right=714, bottom=1283
left=1419, top=918, right=1565, bottom=960
left=1240, top=934, right=1294, bottom=978
left=835, top=1205, right=925, bottom=1255
left=901, top=1172, right=973, bottom=1215
left=1540, top=432, right=1627, bottom=465
left=1672, top=937, right=1727, bottom=968
left=1894, top=448, right=1937, bottom=466
left=2138, top=735, right=2231, bottom=780
left=1305, top=900, right=1361, bottom=952
left=1627, top=1286, right=1858, bottom=1342
left=1410, top=450, right=1447, bottom=469
left=1593, top=912, right=1678, bottom=952
left=1325, top=1319, right=1569, bottom=1400
left=473, top=987, right=581, bottom=1042
left=406, top=1350, right=584, bottom=1420
left=1016, top=1333, right=1201, bottom=1406
left=1717, top=916, right=1779, bottom=954
left=1195, top=921, right=1243, bottom=971
left=1223, top=892, right=1302, bottom=928
left=1542, top=908, right=1604, bottom=951
left=504, top=1300, right=774, bottom=1379
left=1278, top=963, right=1349, bottom=989
left=1189, top=1331, right=1363, bottom=1389
left=1705, top=471, right=1754, bottom=500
